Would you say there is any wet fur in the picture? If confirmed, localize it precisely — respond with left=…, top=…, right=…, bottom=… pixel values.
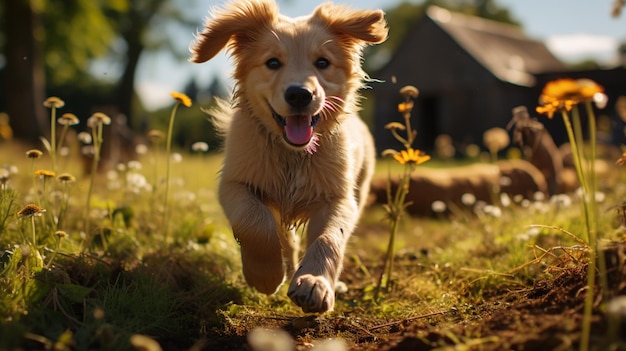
left=190, top=0, right=387, bottom=313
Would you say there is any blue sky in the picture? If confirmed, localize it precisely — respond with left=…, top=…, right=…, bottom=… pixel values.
left=132, top=0, right=626, bottom=110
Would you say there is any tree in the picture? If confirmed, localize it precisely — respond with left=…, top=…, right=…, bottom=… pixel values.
left=2, top=0, right=46, bottom=143
left=0, top=0, right=195, bottom=141
left=104, top=0, right=196, bottom=129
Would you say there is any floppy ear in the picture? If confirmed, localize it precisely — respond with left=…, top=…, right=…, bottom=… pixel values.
left=189, top=0, right=279, bottom=63
left=312, top=3, right=388, bottom=45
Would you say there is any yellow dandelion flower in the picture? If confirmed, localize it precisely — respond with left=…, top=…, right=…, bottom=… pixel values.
left=171, top=92, right=192, bottom=107
left=397, top=101, right=414, bottom=114
left=58, top=113, right=79, bottom=126
left=392, top=147, right=431, bottom=165
left=43, top=96, right=65, bottom=108
left=17, top=204, right=46, bottom=218
left=536, top=78, right=605, bottom=118
left=399, top=85, right=419, bottom=99
left=34, top=169, right=56, bottom=178
left=26, top=149, right=43, bottom=159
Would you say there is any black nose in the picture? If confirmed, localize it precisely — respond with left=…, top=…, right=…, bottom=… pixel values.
left=284, top=86, right=312, bottom=109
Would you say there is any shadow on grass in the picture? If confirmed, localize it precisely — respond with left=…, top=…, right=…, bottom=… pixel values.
left=0, top=247, right=244, bottom=351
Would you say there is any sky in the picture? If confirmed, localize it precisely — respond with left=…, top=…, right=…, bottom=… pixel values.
left=131, top=0, right=626, bottom=110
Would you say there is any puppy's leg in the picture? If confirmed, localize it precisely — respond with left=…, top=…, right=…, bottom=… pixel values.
left=278, top=226, right=299, bottom=280
left=219, top=181, right=284, bottom=294
left=287, top=199, right=358, bottom=313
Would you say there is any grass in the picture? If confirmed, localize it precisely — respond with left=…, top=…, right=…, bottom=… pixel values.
left=0, top=103, right=625, bottom=350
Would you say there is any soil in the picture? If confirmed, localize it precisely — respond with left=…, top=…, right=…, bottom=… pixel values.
left=208, top=242, right=626, bottom=351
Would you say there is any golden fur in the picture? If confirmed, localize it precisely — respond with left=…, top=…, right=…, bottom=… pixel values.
left=190, top=0, right=387, bottom=313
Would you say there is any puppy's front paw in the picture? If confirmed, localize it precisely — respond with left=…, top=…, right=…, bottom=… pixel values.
left=287, top=274, right=334, bottom=313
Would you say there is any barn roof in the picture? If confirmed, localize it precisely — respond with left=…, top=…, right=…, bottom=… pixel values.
left=426, top=6, right=567, bottom=86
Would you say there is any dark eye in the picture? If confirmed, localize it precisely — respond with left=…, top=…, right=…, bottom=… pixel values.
left=315, top=57, right=330, bottom=69
left=265, top=58, right=282, bottom=70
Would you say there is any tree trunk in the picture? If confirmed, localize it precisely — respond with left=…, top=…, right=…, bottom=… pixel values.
left=3, top=0, right=47, bottom=143
left=116, top=35, right=143, bottom=129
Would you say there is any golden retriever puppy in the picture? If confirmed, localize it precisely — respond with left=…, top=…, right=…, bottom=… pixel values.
left=190, top=0, right=387, bottom=313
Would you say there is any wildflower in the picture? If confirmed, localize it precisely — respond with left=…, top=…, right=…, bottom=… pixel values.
left=56, top=173, right=76, bottom=184
left=191, top=141, right=209, bottom=152
left=87, top=112, right=111, bottom=127
left=0, top=168, right=10, bottom=188
left=34, top=169, right=56, bottom=178
left=171, top=153, right=183, bottom=163
left=431, top=200, right=447, bottom=213
left=17, top=204, right=46, bottom=218
left=461, top=193, right=476, bottom=207
left=127, top=160, right=142, bottom=170
left=55, top=230, right=68, bottom=239
left=135, top=144, right=149, bottom=155
left=130, top=334, right=163, bottom=351
left=397, top=101, right=414, bottom=114
left=26, top=149, right=43, bottom=159
left=77, top=132, right=92, bottom=144
left=170, top=91, right=192, bottom=107
left=536, top=78, right=604, bottom=118
left=482, top=127, right=510, bottom=154
left=58, top=113, right=79, bottom=126
left=391, top=148, right=430, bottom=165
left=399, top=85, right=419, bottom=99
left=384, top=122, right=406, bottom=130
left=43, top=96, right=65, bottom=108
left=147, top=130, right=164, bottom=142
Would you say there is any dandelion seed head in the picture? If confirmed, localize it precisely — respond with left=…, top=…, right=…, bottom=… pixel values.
left=461, top=193, right=476, bottom=206
left=431, top=200, right=447, bottom=213
left=171, top=152, right=183, bottom=163
left=593, top=92, right=608, bottom=109
left=135, top=144, right=149, bottom=155
left=81, top=145, right=95, bottom=156
left=191, top=141, right=209, bottom=152
left=550, top=194, right=572, bottom=207
left=127, top=160, right=142, bottom=171
left=59, top=146, right=70, bottom=157
left=77, top=132, right=92, bottom=144
left=533, top=191, right=546, bottom=202
left=500, top=193, right=511, bottom=207
left=483, top=205, right=502, bottom=218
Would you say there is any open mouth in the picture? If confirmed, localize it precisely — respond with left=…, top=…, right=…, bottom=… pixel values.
left=271, top=108, right=320, bottom=146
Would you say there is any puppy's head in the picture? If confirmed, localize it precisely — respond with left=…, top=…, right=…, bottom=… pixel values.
left=190, top=0, right=387, bottom=152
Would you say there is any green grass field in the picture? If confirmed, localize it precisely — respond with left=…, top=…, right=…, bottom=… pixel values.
left=0, top=116, right=625, bottom=350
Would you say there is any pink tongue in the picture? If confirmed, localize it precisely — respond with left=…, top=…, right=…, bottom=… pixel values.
left=284, top=115, right=313, bottom=145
